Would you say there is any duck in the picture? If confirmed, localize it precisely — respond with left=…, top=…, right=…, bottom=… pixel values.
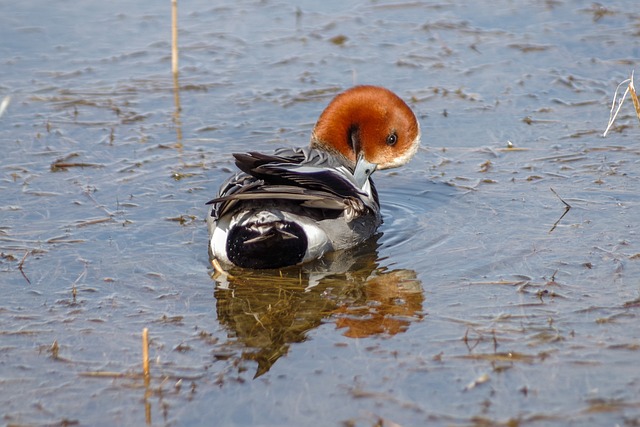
left=207, top=85, right=421, bottom=269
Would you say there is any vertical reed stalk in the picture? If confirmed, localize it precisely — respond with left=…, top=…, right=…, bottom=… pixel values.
left=171, top=0, right=178, bottom=76
left=142, top=328, right=150, bottom=380
left=171, top=0, right=183, bottom=149
left=142, top=327, right=151, bottom=424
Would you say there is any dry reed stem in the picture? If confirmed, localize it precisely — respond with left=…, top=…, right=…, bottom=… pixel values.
left=171, top=0, right=178, bottom=76
left=603, top=70, right=640, bottom=137
left=631, top=76, right=640, bottom=120
left=172, top=71, right=183, bottom=148
left=142, top=328, right=150, bottom=380
left=170, top=0, right=183, bottom=150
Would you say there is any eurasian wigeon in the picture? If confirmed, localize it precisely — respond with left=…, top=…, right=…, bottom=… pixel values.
left=207, top=85, right=420, bottom=269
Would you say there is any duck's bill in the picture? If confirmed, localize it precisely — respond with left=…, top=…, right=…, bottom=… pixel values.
left=352, top=154, right=378, bottom=189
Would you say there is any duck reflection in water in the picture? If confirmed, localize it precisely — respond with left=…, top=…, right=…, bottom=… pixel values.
left=211, top=236, right=424, bottom=378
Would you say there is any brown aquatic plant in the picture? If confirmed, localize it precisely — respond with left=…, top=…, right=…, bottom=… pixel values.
left=603, top=70, right=640, bottom=137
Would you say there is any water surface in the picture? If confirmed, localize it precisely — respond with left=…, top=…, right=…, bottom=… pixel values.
left=2, top=1, right=640, bottom=426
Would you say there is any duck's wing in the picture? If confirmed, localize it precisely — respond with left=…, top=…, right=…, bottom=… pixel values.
left=208, top=147, right=378, bottom=221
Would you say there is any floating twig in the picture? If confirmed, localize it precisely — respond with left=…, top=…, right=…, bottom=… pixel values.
left=549, top=187, right=572, bottom=233
left=82, top=187, right=115, bottom=217
left=18, top=250, right=31, bottom=285
left=50, top=153, right=104, bottom=172
left=50, top=162, right=103, bottom=172
left=550, top=187, right=571, bottom=209
left=79, top=371, right=131, bottom=378
left=74, top=217, right=113, bottom=228
left=549, top=209, right=570, bottom=234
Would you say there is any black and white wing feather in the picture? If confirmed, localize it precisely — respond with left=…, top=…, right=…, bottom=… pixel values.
left=207, top=147, right=379, bottom=221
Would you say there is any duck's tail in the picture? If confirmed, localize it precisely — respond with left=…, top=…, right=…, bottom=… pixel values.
left=226, top=213, right=308, bottom=269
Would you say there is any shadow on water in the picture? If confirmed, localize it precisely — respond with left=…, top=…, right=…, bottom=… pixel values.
left=212, top=236, right=424, bottom=377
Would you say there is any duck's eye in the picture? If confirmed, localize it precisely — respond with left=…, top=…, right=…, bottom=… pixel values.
left=386, top=132, right=397, bottom=146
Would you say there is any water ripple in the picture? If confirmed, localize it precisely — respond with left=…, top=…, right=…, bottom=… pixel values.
left=378, top=180, right=458, bottom=262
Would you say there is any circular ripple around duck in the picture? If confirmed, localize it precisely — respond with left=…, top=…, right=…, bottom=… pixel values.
left=377, top=180, right=458, bottom=264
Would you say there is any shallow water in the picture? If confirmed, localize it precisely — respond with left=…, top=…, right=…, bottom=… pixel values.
left=2, top=0, right=640, bottom=426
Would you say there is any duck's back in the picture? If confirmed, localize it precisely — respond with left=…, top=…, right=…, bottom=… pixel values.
left=207, top=147, right=380, bottom=269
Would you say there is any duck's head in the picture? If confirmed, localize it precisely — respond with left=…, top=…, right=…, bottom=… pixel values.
left=310, top=85, right=421, bottom=185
